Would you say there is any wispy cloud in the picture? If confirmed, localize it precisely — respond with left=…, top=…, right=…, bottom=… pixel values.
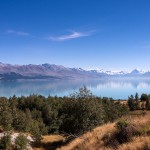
left=48, top=31, right=92, bottom=41
left=5, top=30, right=30, bottom=36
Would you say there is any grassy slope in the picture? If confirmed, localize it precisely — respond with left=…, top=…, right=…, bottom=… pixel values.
left=58, top=111, right=150, bottom=150
left=33, top=135, right=65, bottom=150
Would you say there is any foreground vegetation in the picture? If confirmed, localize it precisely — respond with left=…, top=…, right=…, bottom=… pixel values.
left=0, top=87, right=129, bottom=149
left=59, top=110, right=150, bottom=150
left=1, top=87, right=150, bottom=149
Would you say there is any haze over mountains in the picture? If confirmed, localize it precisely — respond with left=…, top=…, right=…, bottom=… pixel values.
left=0, top=62, right=150, bottom=80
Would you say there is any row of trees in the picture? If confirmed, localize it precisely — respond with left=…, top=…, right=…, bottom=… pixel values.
left=128, top=93, right=150, bottom=111
left=0, top=87, right=129, bottom=139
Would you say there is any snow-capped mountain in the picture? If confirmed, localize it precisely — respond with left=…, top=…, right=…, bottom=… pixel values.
left=87, top=68, right=147, bottom=76
left=0, top=62, right=150, bottom=80
left=87, top=68, right=128, bottom=75
left=130, top=69, right=145, bottom=75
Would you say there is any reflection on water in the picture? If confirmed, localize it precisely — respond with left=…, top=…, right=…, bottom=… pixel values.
left=0, top=79, right=150, bottom=99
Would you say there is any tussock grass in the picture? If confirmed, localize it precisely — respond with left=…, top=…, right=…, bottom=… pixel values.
left=33, top=135, right=65, bottom=150
left=41, top=135, right=65, bottom=144
left=118, top=136, right=150, bottom=150
left=58, top=123, right=116, bottom=150
left=58, top=111, right=150, bottom=150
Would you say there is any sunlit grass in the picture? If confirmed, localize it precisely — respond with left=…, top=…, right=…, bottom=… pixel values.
left=58, top=111, right=150, bottom=150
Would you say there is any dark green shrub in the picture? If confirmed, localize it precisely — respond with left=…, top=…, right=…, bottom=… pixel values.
left=104, top=119, right=138, bottom=149
left=116, top=119, right=137, bottom=143
left=128, top=94, right=140, bottom=111
left=15, top=134, right=29, bottom=150
left=30, top=121, right=41, bottom=141
left=0, top=133, right=12, bottom=150
left=0, top=111, right=13, bottom=131
left=59, top=98, right=104, bottom=134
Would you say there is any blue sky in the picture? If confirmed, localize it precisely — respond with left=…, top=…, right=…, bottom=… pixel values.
left=0, top=0, right=150, bottom=71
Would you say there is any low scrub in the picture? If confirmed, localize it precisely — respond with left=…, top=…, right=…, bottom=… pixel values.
left=59, top=111, right=150, bottom=150
left=15, top=134, right=29, bottom=150
left=103, top=119, right=139, bottom=149
left=0, top=133, right=12, bottom=150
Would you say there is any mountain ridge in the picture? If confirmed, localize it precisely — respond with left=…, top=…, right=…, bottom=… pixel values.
left=0, top=62, right=150, bottom=80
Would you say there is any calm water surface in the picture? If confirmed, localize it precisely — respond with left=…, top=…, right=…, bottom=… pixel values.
left=0, top=79, right=150, bottom=99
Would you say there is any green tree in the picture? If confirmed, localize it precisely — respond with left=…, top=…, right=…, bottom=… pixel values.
left=0, top=133, right=12, bottom=150
left=140, top=94, right=149, bottom=110
left=0, top=111, right=13, bottom=131
left=30, top=121, right=41, bottom=141
left=60, top=98, right=104, bottom=134
left=146, top=95, right=150, bottom=110
left=12, top=111, right=27, bottom=131
left=128, top=94, right=139, bottom=111
left=70, top=86, right=93, bottom=99
left=135, top=92, right=139, bottom=101
left=141, top=94, right=149, bottom=102
left=103, top=99, right=129, bottom=122
left=128, top=95, right=135, bottom=111
left=15, top=134, right=29, bottom=150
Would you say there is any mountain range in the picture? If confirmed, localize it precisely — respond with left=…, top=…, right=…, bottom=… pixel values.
left=0, top=62, right=150, bottom=80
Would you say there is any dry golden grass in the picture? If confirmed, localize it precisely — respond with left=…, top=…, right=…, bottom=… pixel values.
left=41, top=135, right=65, bottom=144
left=114, top=100, right=128, bottom=105
left=123, top=111, right=150, bottom=127
left=33, top=148, right=45, bottom=150
left=118, top=136, right=150, bottom=150
left=57, top=123, right=116, bottom=150
left=33, top=135, right=65, bottom=150
left=58, top=111, right=150, bottom=150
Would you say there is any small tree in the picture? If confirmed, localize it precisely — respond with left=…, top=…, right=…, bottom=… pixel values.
left=141, top=94, right=149, bottom=110
left=0, top=111, right=13, bottom=131
left=15, top=134, right=29, bottom=150
left=141, top=94, right=149, bottom=102
left=70, top=86, right=93, bottom=99
left=128, top=94, right=139, bottom=111
left=60, top=98, right=104, bottom=134
left=0, top=133, right=12, bottom=150
left=146, top=99, right=150, bottom=110
left=128, top=95, right=135, bottom=111
left=30, top=121, right=41, bottom=141
left=135, top=92, right=139, bottom=101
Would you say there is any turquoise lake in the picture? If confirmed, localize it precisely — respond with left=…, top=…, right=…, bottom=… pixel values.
left=0, top=78, right=150, bottom=99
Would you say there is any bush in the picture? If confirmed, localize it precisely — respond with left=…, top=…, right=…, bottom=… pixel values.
left=0, top=88, right=130, bottom=136
left=104, top=119, right=138, bottom=149
left=115, top=119, right=137, bottom=143
left=139, top=124, right=150, bottom=135
left=30, top=121, right=41, bottom=141
left=128, top=94, right=140, bottom=111
left=15, top=134, right=29, bottom=150
left=59, top=98, right=104, bottom=134
left=0, top=133, right=12, bottom=150
left=0, top=111, right=13, bottom=131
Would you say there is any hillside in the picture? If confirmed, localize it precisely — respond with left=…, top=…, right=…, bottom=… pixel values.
left=58, top=111, right=150, bottom=150
left=0, top=90, right=150, bottom=150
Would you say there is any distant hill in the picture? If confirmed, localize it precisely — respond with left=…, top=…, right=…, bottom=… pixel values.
left=0, top=62, right=150, bottom=80
left=0, top=62, right=106, bottom=80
